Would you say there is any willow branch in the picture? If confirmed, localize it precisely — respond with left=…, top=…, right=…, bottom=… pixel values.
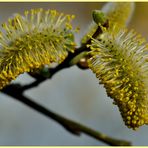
left=1, top=19, right=129, bottom=145
left=2, top=84, right=131, bottom=146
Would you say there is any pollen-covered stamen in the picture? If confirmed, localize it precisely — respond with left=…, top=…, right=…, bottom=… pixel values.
left=0, top=9, right=76, bottom=89
left=88, top=27, right=148, bottom=129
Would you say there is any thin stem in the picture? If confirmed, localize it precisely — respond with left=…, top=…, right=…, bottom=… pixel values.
left=48, top=21, right=109, bottom=75
left=20, top=77, right=46, bottom=92
left=2, top=84, right=131, bottom=146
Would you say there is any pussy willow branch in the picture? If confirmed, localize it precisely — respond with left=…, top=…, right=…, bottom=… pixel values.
left=1, top=20, right=131, bottom=145
left=2, top=84, right=131, bottom=146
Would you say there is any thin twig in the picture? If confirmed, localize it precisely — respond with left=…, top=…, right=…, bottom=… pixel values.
left=2, top=84, right=131, bottom=146
left=20, top=77, right=46, bottom=92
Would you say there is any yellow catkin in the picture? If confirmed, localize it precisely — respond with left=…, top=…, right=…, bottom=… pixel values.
left=0, top=9, right=76, bottom=89
left=102, top=2, right=135, bottom=29
left=81, top=2, right=135, bottom=44
left=88, top=26, right=148, bottom=130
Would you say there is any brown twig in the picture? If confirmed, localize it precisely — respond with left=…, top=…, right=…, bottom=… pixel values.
left=2, top=84, right=131, bottom=146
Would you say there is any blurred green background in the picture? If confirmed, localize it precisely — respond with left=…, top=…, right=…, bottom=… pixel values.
left=0, top=2, right=148, bottom=146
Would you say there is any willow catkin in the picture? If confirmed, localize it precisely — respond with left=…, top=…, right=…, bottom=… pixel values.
left=88, top=26, right=148, bottom=129
left=81, top=2, right=135, bottom=44
left=0, top=9, right=76, bottom=89
left=102, top=2, right=135, bottom=28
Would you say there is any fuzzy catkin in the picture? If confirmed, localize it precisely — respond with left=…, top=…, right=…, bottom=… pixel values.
left=0, top=9, right=76, bottom=89
left=88, top=26, right=148, bottom=129
left=102, top=2, right=135, bottom=28
left=81, top=2, right=135, bottom=44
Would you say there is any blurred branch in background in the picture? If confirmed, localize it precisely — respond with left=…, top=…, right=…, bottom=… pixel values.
left=2, top=83, right=131, bottom=146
